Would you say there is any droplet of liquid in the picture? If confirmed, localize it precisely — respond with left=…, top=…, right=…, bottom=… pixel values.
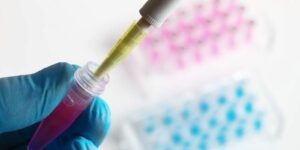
left=254, top=119, right=263, bottom=131
left=235, top=126, right=245, bottom=138
left=216, top=133, right=227, bottom=145
left=198, top=142, right=207, bottom=150
left=218, top=95, right=227, bottom=105
left=172, top=132, right=182, bottom=144
left=190, top=124, right=201, bottom=136
left=236, top=85, right=245, bottom=98
left=163, top=115, right=173, bottom=126
left=245, top=101, right=253, bottom=113
left=226, top=109, right=237, bottom=122
left=199, top=101, right=210, bottom=113
left=209, top=117, right=218, bottom=128
left=145, top=125, right=156, bottom=134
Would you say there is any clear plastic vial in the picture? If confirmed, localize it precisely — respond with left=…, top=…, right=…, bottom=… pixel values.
left=28, top=62, right=109, bottom=150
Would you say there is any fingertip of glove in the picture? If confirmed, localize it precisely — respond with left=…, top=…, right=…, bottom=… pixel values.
left=52, top=62, right=79, bottom=76
left=52, top=136, right=98, bottom=150
left=67, top=97, right=111, bottom=147
left=31, top=62, right=80, bottom=86
left=92, top=97, right=112, bottom=128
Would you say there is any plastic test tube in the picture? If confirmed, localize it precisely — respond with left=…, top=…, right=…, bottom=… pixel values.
left=28, top=0, right=182, bottom=149
left=28, top=62, right=109, bottom=149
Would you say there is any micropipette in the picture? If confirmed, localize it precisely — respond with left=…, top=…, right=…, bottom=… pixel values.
left=28, top=0, right=182, bottom=149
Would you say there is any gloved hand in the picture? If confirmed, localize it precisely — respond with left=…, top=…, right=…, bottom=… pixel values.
left=0, top=62, right=111, bottom=150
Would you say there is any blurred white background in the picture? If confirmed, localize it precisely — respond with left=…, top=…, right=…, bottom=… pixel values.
left=0, top=0, right=299, bottom=149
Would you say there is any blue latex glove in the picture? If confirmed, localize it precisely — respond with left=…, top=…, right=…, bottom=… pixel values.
left=0, top=62, right=111, bottom=150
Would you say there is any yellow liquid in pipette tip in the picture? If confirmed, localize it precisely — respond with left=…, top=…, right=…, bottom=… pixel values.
left=94, top=20, right=149, bottom=77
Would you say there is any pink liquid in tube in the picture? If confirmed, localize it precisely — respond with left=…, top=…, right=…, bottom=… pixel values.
left=28, top=62, right=109, bottom=150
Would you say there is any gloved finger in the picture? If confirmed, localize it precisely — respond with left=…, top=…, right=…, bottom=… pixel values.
left=0, top=135, right=99, bottom=150
left=0, top=97, right=110, bottom=149
left=0, top=123, right=38, bottom=149
left=0, top=62, right=78, bottom=133
left=49, top=136, right=98, bottom=150
left=50, top=97, right=111, bottom=148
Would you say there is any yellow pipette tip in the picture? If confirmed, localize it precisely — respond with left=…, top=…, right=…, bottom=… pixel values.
left=94, top=18, right=151, bottom=77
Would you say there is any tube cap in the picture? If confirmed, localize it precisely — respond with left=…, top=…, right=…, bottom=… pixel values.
left=140, top=0, right=182, bottom=27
